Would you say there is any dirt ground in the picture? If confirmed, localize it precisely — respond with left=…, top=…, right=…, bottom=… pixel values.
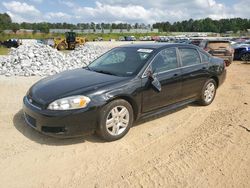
left=0, top=60, right=250, bottom=187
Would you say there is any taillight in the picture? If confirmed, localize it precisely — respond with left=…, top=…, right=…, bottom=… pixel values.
left=224, top=60, right=230, bottom=67
left=204, top=47, right=209, bottom=51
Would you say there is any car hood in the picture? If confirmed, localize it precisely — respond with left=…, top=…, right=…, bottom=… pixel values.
left=28, top=68, right=127, bottom=105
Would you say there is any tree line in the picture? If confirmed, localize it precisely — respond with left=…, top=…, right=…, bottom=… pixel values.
left=0, top=13, right=250, bottom=34
left=153, top=18, right=250, bottom=33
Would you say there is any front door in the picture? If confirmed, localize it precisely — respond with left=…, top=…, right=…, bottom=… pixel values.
left=142, top=47, right=182, bottom=112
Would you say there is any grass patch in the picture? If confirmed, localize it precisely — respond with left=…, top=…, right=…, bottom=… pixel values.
left=0, top=46, right=10, bottom=55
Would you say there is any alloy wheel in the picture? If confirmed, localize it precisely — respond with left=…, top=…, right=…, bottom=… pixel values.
left=204, top=82, right=215, bottom=103
left=106, top=106, right=130, bottom=136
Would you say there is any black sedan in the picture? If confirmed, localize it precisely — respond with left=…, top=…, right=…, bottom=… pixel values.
left=23, top=43, right=226, bottom=141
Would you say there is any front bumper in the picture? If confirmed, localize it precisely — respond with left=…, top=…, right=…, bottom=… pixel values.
left=22, top=96, right=99, bottom=138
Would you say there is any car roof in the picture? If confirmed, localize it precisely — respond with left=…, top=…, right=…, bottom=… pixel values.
left=118, top=43, right=195, bottom=49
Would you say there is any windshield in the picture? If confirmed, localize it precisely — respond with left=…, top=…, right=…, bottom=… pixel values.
left=87, top=47, right=154, bottom=77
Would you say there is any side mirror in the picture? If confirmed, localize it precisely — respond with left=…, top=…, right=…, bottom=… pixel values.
left=151, top=75, right=161, bottom=92
left=147, top=67, right=161, bottom=92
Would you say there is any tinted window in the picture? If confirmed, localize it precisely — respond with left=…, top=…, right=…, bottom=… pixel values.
left=88, top=47, right=153, bottom=77
left=200, top=52, right=209, bottom=63
left=152, top=48, right=178, bottom=73
left=207, top=41, right=230, bottom=49
left=199, top=40, right=207, bottom=48
left=179, top=48, right=201, bottom=66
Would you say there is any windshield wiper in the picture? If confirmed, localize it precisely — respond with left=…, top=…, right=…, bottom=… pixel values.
left=94, top=70, right=117, bottom=76
left=85, top=67, right=117, bottom=76
left=85, top=66, right=93, bottom=71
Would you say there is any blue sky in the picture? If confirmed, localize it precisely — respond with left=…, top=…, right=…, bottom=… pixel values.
left=0, top=0, right=249, bottom=23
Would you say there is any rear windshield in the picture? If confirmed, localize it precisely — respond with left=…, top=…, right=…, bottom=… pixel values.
left=208, top=41, right=230, bottom=49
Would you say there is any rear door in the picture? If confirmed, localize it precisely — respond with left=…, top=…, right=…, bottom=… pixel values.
left=178, top=47, right=210, bottom=100
left=141, top=47, right=182, bottom=112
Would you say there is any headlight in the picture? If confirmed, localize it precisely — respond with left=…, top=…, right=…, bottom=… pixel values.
left=47, top=95, right=90, bottom=110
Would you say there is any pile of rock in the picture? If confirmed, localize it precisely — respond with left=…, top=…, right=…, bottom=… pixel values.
left=66, top=44, right=110, bottom=67
left=0, top=43, right=110, bottom=77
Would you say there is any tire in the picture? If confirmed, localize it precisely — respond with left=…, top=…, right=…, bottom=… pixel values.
left=199, top=79, right=217, bottom=106
left=97, top=99, right=134, bottom=141
left=57, top=43, right=67, bottom=50
left=241, top=53, right=250, bottom=61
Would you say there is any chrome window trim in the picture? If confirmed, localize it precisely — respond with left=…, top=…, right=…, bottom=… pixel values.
left=141, top=47, right=179, bottom=78
left=141, top=46, right=207, bottom=79
left=152, top=62, right=208, bottom=77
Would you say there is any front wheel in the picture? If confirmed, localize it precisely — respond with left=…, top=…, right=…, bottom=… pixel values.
left=199, top=79, right=217, bottom=106
left=57, top=43, right=67, bottom=50
left=97, top=99, right=133, bottom=141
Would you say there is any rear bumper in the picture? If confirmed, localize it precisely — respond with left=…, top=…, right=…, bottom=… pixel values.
left=23, top=96, right=99, bottom=138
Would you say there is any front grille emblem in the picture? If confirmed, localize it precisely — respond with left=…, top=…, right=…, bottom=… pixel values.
left=29, top=98, right=32, bottom=103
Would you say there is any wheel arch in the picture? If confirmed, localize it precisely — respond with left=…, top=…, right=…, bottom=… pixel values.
left=107, top=95, right=139, bottom=121
left=210, top=76, right=219, bottom=87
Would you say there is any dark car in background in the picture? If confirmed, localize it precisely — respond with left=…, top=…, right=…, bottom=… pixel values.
left=233, top=45, right=250, bottom=61
left=199, top=40, right=234, bottom=66
left=191, top=39, right=203, bottom=46
left=23, top=43, right=226, bottom=141
left=0, top=39, right=21, bottom=48
left=124, top=36, right=136, bottom=41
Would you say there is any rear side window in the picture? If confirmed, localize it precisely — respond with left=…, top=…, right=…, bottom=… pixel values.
left=200, top=52, right=209, bottom=63
left=179, top=48, right=201, bottom=66
left=199, top=40, right=207, bottom=48
left=151, top=48, right=178, bottom=73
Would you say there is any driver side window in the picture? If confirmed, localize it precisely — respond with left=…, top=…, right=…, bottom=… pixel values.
left=151, top=48, right=178, bottom=73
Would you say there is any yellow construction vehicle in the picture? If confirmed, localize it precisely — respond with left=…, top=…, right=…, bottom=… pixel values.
left=54, top=32, right=86, bottom=50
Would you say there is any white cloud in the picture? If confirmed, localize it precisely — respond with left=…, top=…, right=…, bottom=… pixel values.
left=45, top=12, right=72, bottom=20
left=59, top=0, right=75, bottom=8
left=1, top=0, right=250, bottom=24
left=233, top=0, right=250, bottom=18
left=2, top=1, right=40, bottom=15
left=2, top=1, right=42, bottom=22
left=70, top=0, right=239, bottom=23
left=74, top=1, right=188, bottom=23
left=5, top=11, right=29, bottom=22
left=30, top=0, right=43, bottom=3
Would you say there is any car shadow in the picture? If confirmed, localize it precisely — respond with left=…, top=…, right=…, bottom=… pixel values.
left=13, top=102, right=199, bottom=145
left=241, top=61, right=250, bottom=64
left=13, top=110, right=105, bottom=146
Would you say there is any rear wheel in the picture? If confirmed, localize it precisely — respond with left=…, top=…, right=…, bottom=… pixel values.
left=97, top=99, right=133, bottom=141
left=199, top=79, right=217, bottom=106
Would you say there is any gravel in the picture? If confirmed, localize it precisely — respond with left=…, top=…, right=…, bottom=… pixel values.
left=0, top=43, right=110, bottom=77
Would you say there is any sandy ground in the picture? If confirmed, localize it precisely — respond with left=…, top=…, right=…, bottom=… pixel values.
left=0, top=54, right=250, bottom=187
